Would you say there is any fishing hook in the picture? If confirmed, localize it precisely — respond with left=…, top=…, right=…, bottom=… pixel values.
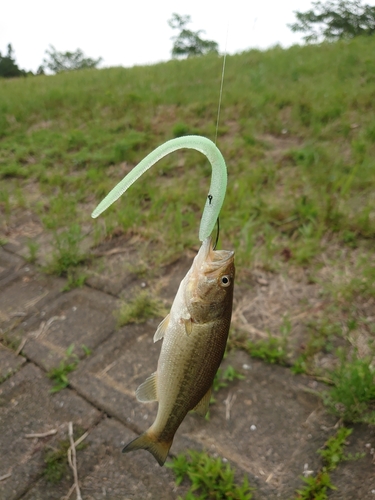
left=91, top=135, right=227, bottom=242
left=213, top=217, right=220, bottom=250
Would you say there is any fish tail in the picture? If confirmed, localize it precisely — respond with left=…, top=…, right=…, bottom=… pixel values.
left=122, top=431, right=172, bottom=466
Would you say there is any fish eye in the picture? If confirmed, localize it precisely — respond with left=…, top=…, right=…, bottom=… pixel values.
left=220, top=275, right=231, bottom=287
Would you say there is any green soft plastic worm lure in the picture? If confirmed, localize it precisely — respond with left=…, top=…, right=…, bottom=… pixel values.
left=91, top=135, right=227, bottom=242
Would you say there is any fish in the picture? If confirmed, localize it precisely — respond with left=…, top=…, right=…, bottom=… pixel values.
left=122, top=236, right=235, bottom=466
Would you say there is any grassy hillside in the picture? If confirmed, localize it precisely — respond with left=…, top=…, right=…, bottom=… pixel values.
left=1, top=36, right=374, bottom=264
left=1, top=37, right=375, bottom=427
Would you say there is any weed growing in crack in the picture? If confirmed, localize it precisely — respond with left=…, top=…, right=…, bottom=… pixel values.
left=47, top=224, right=87, bottom=277
left=0, top=369, right=16, bottom=385
left=44, top=440, right=71, bottom=483
left=291, top=315, right=341, bottom=375
left=295, top=471, right=336, bottom=500
left=47, top=344, right=79, bottom=393
left=166, top=450, right=254, bottom=499
left=61, top=269, right=87, bottom=292
left=0, top=329, right=21, bottom=352
left=26, top=238, right=39, bottom=263
left=47, top=344, right=92, bottom=392
left=203, top=365, right=245, bottom=419
left=294, top=427, right=364, bottom=499
left=246, top=335, right=288, bottom=365
left=81, top=344, right=92, bottom=356
left=212, top=365, right=245, bottom=397
left=116, top=290, right=166, bottom=327
left=43, top=427, right=87, bottom=483
left=241, top=317, right=291, bottom=366
left=318, top=428, right=363, bottom=466
left=322, top=350, right=375, bottom=424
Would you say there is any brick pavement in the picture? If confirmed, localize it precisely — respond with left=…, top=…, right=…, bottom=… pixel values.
left=1, top=246, right=374, bottom=499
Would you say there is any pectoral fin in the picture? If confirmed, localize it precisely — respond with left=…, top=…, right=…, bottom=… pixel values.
left=153, top=314, right=170, bottom=342
left=136, top=372, right=158, bottom=402
left=192, top=387, right=212, bottom=417
left=183, top=318, right=193, bottom=336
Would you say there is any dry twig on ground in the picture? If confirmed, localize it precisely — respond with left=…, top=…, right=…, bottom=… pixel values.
left=65, top=422, right=84, bottom=500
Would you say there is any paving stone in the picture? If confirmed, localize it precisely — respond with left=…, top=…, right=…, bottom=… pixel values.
left=1, top=213, right=93, bottom=268
left=1, top=245, right=374, bottom=499
left=69, top=321, right=338, bottom=498
left=230, top=271, right=323, bottom=363
left=157, top=252, right=195, bottom=302
left=1, top=213, right=47, bottom=263
left=86, top=234, right=152, bottom=297
left=0, top=264, right=63, bottom=330
left=22, top=287, right=119, bottom=371
left=0, top=212, right=54, bottom=266
left=87, top=233, right=194, bottom=299
left=0, top=247, right=25, bottom=283
left=21, top=417, right=180, bottom=500
left=70, top=322, right=160, bottom=430
left=190, top=351, right=337, bottom=496
left=0, top=343, right=26, bottom=382
left=0, top=363, right=101, bottom=500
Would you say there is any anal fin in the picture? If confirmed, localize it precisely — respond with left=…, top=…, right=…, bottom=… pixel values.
left=136, top=372, right=158, bottom=402
left=192, top=387, right=212, bottom=417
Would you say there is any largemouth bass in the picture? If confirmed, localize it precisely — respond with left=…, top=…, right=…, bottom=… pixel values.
left=122, top=237, right=235, bottom=466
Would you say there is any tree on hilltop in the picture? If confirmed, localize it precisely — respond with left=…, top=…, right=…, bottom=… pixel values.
left=42, top=45, right=102, bottom=74
left=168, top=13, right=219, bottom=58
left=0, top=44, right=26, bottom=78
left=289, top=0, right=375, bottom=42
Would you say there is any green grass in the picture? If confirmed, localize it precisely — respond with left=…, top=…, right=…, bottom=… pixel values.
left=209, top=365, right=245, bottom=409
left=231, top=317, right=291, bottom=366
left=46, top=224, right=88, bottom=276
left=294, top=427, right=364, bottom=499
left=43, top=427, right=87, bottom=483
left=166, top=450, right=254, bottom=499
left=1, top=36, right=374, bottom=271
left=116, top=290, right=166, bottom=326
left=0, top=368, right=16, bottom=385
left=26, top=238, right=39, bottom=263
left=183, top=364, right=246, bottom=420
left=245, top=334, right=289, bottom=365
left=213, top=365, right=245, bottom=390
left=47, top=344, right=79, bottom=392
left=44, top=442, right=71, bottom=483
left=322, top=350, right=375, bottom=424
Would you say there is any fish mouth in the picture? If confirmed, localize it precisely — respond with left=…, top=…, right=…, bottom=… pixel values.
left=193, top=237, right=234, bottom=273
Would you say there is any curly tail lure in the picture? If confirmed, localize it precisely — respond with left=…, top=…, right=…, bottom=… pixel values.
left=91, top=135, right=227, bottom=242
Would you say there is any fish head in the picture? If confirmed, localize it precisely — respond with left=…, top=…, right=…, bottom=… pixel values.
left=186, top=237, right=235, bottom=323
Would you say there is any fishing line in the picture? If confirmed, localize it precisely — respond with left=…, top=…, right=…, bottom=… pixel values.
left=213, top=22, right=229, bottom=247
left=214, top=24, right=229, bottom=146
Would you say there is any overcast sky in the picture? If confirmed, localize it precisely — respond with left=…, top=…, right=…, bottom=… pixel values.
left=2, top=0, right=374, bottom=73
